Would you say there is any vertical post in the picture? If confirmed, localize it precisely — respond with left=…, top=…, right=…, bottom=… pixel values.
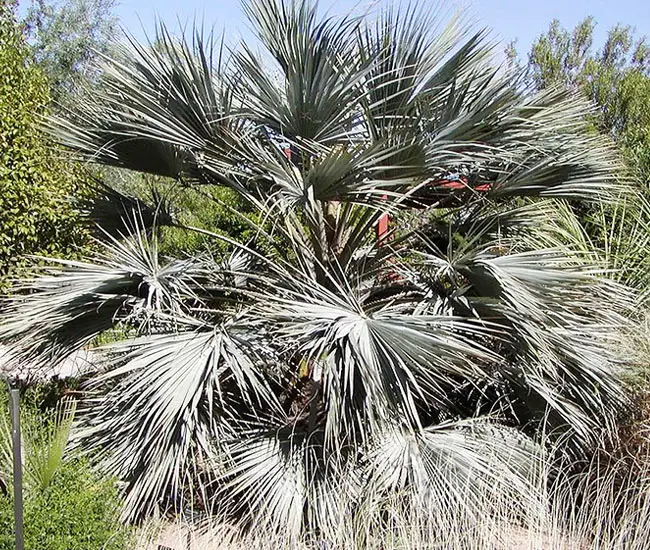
left=376, top=194, right=390, bottom=246
left=9, top=385, right=24, bottom=550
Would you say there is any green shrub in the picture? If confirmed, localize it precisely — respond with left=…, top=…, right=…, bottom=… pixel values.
left=0, top=386, right=131, bottom=550
left=0, top=2, right=89, bottom=285
left=0, top=458, right=131, bottom=550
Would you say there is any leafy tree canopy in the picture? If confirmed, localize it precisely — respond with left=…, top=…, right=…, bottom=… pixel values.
left=525, top=17, right=650, bottom=182
left=23, top=0, right=118, bottom=103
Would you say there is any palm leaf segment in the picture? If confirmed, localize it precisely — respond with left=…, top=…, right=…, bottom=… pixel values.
left=0, top=0, right=633, bottom=537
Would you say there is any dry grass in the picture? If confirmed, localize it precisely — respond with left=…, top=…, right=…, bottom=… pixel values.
left=133, top=439, right=650, bottom=550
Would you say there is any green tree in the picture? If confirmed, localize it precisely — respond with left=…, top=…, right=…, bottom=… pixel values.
left=0, top=0, right=636, bottom=543
left=0, top=1, right=87, bottom=283
left=23, top=0, right=118, bottom=103
left=528, top=17, right=650, bottom=182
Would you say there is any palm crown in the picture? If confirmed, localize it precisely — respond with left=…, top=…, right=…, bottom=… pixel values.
left=0, top=0, right=634, bottom=539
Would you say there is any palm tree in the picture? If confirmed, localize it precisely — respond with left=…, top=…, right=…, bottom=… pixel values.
left=0, top=0, right=635, bottom=541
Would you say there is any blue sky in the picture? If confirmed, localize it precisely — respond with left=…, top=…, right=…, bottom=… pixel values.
left=109, top=0, right=650, bottom=57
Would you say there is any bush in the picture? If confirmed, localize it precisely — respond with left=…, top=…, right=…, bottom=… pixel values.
left=0, top=458, right=130, bottom=550
left=0, top=2, right=89, bottom=285
left=0, top=386, right=131, bottom=550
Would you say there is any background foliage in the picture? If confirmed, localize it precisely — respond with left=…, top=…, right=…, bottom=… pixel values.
left=0, top=1, right=88, bottom=284
left=0, top=386, right=130, bottom=550
left=23, top=0, right=119, bottom=104
left=527, top=17, right=650, bottom=183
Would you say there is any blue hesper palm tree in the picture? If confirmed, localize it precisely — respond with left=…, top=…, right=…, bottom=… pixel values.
left=0, top=0, right=635, bottom=541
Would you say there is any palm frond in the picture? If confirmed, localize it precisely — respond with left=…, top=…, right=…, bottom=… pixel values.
left=0, top=394, right=76, bottom=493
left=237, top=0, right=366, bottom=143
left=24, top=397, right=76, bottom=491
left=76, top=317, right=280, bottom=520
left=364, top=419, right=542, bottom=518
left=465, top=250, right=632, bottom=448
left=48, top=26, right=242, bottom=187
left=0, top=222, right=202, bottom=371
left=251, top=273, right=501, bottom=447
left=80, top=179, right=175, bottom=237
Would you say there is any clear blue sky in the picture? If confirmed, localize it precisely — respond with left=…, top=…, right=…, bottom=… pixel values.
left=109, top=0, right=650, bottom=56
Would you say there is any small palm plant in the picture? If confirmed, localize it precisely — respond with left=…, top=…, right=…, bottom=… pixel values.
left=0, top=396, right=76, bottom=493
left=0, top=0, right=635, bottom=541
